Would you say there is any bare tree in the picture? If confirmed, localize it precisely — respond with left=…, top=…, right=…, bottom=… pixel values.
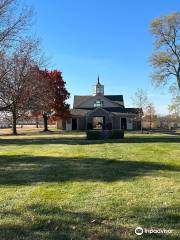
left=131, top=88, right=148, bottom=132
left=150, top=12, right=180, bottom=90
left=131, top=88, right=148, bottom=110
left=0, top=0, right=34, bottom=111
left=0, top=38, right=40, bottom=134
left=0, top=0, right=33, bottom=51
left=145, top=103, right=156, bottom=130
left=169, top=97, right=180, bottom=117
left=168, top=84, right=180, bottom=117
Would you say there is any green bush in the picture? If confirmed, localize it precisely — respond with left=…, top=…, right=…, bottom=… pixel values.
left=87, top=122, right=93, bottom=130
left=109, top=129, right=124, bottom=139
left=86, top=130, right=101, bottom=140
left=86, top=130, right=124, bottom=140
left=106, top=122, right=112, bottom=130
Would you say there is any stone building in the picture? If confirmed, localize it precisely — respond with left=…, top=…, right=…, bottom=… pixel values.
left=59, top=78, right=142, bottom=131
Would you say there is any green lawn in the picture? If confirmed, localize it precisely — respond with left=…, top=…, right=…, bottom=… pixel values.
left=0, top=129, right=179, bottom=239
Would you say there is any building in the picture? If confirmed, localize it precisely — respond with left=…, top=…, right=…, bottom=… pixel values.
left=59, top=78, right=142, bottom=131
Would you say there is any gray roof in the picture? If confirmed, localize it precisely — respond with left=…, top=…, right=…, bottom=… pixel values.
left=70, top=107, right=142, bottom=117
left=112, top=108, right=143, bottom=116
left=73, top=95, right=124, bottom=108
left=104, top=107, right=142, bottom=114
left=70, top=109, right=90, bottom=116
left=73, top=96, right=92, bottom=108
left=124, top=108, right=143, bottom=114
left=105, top=95, right=123, bottom=102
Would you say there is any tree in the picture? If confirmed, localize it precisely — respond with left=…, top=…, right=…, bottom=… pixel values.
left=168, top=85, right=180, bottom=117
left=0, top=0, right=33, bottom=51
left=31, top=111, right=41, bottom=128
left=145, top=103, right=156, bottom=129
left=150, top=12, right=180, bottom=90
left=49, top=70, right=70, bottom=119
left=157, top=114, right=180, bottom=129
left=30, top=68, right=52, bottom=131
left=0, top=0, right=33, bottom=112
left=169, top=96, right=180, bottom=117
left=131, top=88, right=148, bottom=110
left=0, top=39, right=40, bottom=134
left=131, top=88, right=148, bottom=131
left=30, top=68, right=70, bottom=132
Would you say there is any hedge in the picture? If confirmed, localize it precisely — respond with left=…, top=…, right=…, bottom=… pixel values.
left=86, top=129, right=124, bottom=140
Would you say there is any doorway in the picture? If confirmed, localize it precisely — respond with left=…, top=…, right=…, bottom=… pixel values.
left=121, top=118, right=127, bottom=130
left=72, top=118, right=77, bottom=130
left=93, top=116, right=105, bottom=129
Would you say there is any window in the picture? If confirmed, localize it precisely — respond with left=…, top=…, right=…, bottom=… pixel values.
left=96, top=86, right=104, bottom=94
left=97, top=87, right=100, bottom=93
left=94, top=100, right=103, bottom=107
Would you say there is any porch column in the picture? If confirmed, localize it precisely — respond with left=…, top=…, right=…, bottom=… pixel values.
left=66, top=118, right=72, bottom=131
left=77, top=118, right=79, bottom=130
left=86, top=116, right=88, bottom=130
left=141, top=118, right=143, bottom=132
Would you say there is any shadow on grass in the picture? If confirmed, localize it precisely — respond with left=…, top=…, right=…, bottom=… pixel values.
left=132, top=205, right=180, bottom=239
left=0, top=155, right=179, bottom=185
left=1, top=135, right=180, bottom=146
left=0, top=203, right=179, bottom=240
left=133, top=205, right=180, bottom=230
left=0, top=204, right=129, bottom=240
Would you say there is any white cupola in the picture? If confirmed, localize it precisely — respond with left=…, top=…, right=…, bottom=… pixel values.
left=93, top=76, right=104, bottom=96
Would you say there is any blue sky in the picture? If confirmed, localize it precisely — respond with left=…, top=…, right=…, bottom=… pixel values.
left=25, top=0, right=180, bottom=114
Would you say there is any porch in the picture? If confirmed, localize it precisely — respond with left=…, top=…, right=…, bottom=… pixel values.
left=64, top=116, right=140, bottom=131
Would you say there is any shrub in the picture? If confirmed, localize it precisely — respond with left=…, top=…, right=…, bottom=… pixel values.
left=86, top=129, right=124, bottom=140
left=87, top=122, right=93, bottom=130
left=109, top=129, right=124, bottom=139
left=106, top=122, right=112, bottom=130
left=86, top=130, right=101, bottom=140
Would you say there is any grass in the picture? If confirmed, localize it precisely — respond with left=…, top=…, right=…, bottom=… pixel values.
left=0, top=128, right=179, bottom=239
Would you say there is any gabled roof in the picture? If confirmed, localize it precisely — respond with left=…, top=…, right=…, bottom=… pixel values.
left=73, top=96, right=91, bottom=108
left=87, top=107, right=113, bottom=117
left=70, top=107, right=142, bottom=117
left=70, top=109, right=90, bottom=116
left=111, top=109, right=143, bottom=116
left=105, top=95, right=123, bottom=102
left=73, top=95, right=124, bottom=108
left=125, top=108, right=143, bottom=114
left=104, top=107, right=142, bottom=114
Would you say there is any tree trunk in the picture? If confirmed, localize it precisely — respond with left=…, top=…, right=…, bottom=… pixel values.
left=177, top=75, right=180, bottom=91
left=141, top=117, right=143, bottom=133
left=12, top=111, right=17, bottom=135
left=43, top=113, right=48, bottom=131
left=35, top=117, right=39, bottom=128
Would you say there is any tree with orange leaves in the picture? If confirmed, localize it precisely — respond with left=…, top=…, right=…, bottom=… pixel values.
left=49, top=70, right=70, bottom=119
left=30, top=68, right=70, bottom=131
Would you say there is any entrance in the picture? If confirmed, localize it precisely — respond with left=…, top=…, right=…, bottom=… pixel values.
left=93, top=116, right=105, bottom=129
left=121, top=118, right=127, bottom=130
left=72, top=118, right=77, bottom=130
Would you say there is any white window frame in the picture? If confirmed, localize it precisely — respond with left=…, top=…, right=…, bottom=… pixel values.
left=94, top=100, right=103, bottom=108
